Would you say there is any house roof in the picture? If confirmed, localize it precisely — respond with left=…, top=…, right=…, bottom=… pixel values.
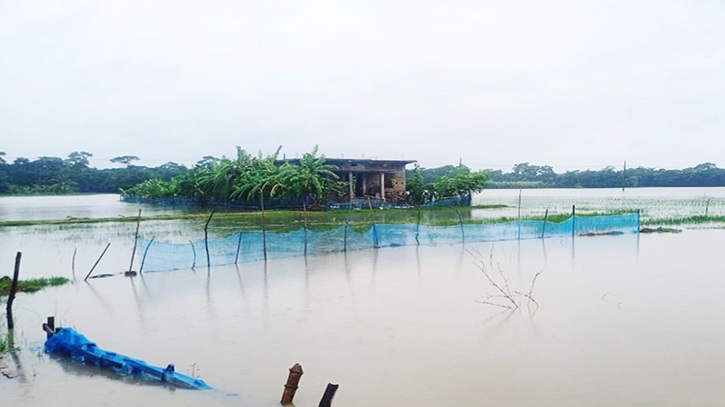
left=278, top=158, right=416, bottom=172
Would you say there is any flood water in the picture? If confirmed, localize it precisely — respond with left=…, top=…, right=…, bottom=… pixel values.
left=2, top=190, right=725, bottom=406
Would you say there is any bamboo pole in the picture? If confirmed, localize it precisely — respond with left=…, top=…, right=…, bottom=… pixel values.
left=456, top=208, right=465, bottom=243
left=367, top=198, right=378, bottom=248
left=572, top=205, right=576, bottom=238
left=85, top=243, right=111, bottom=281
left=204, top=211, right=215, bottom=269
left=261, top=194, right=268, bottom=261
left=303, top=200, right=309, bottom=257
left=235, top=232, right=243, bottom=264
left=517, top=189, right=522, bottom=240
left=189, top=240, right=197, bottom=269
left=6, top=252, right=21, bottom=330
left=415, top=207, right=421, bottom=246
left=72, top=248, right=77, bottom=281
left=541, top=208, right=549, bottom=239
left=127, top=209, right=142, bottom=275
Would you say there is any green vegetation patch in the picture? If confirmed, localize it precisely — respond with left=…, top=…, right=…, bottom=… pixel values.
left=0, top=276, right=70, bottom=296
left=643, top=215, right=725, bottom=226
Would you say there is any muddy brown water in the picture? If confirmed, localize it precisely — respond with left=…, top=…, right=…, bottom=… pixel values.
left=2, top=193, right=725, bottom=406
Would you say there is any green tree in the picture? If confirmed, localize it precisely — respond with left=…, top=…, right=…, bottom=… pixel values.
left=229, top=147, right=284, bottom=260
left=278, top=146, right=340, bottom=210
left=432, top=166, right=490, bottom=201
left=406, top=163, right=430, bottom=205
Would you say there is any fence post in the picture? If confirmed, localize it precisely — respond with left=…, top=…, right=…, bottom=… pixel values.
left=6, top=252, right=21, bottom=330
left=189, top=240, right=197, bottom=269
left=637, top=209, right=641, bottom=232
left=368, top=198, right=379, bottom=248
left=85, top=243, right=111, bottom=281
left=517, top=189, right=522, bottom=240
left=415, top=207, right=421, bottom=246
left=542, top=208, right=548, bottom=239
left=281, top=363, right=304, bottom=405
left=204, top=211, right=215, bottom=270
left=319, top=383, right=340, bottom=407
left=456, top=209, right=465, bottom=243
left=343, top=222, right=348, bottom=252
left=235, top=232, right=243, bottom=264
left=571, top=205, right=576, bottom=238
left=127, top=209, right=142, bottom=275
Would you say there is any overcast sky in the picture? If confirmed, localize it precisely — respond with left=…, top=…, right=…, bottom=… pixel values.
left=1, top=0, right=724, bottom=172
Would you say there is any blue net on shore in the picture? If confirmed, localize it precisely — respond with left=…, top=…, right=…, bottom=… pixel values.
left=137, top=213, right=640, bottom=272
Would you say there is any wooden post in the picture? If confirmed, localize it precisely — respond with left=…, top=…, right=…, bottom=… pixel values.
left=189, top=240, right=197, bottom=269
left=42, top=316, right=56, bottom=339
left=367, top=198, right=379, bottom=248
left=6, top=252, right=21, bottom=330
left=318, top=383, right=339, bottom=407
left=72, top=248, right=77, bottom=281
left=637, top=209, right=641, bottom=232
left=415, top=207, right=421, bottom=246
left=204, top=211, right=215, bottom=269
left=235, top=232, right=243, bottom=264
left=541, top=208, right=549, bottom=239
left=127, top=209, right=142, bottom=275
left=456, top=208, right=465, bottom=243
left=85, top=243, right=111, bottom=281
left=261, top=195, right=268, bottom=262
left=572, top=205, right=576, bottom=238
left=343, top=221, right=348, bottom=253
left=281, top=363, right=304, bottom=405
left=303, top=201, right=309, bottom=257
left=517, top=189, right=522, bottom=240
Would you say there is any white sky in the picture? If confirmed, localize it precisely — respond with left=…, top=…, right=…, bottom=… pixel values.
left=1, top=0, right=724, bottom=172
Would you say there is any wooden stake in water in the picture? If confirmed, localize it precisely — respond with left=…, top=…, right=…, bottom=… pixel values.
left=72, top=247, right=77, bottom=281
left=127, top=209, right=142, bottom=275
left=542, top=208, right=549, bottom=239
left=6, top=252, right=21, bottom=330
left=281, top=363, right=304, bottom=405
left=517, top=189, right=522, bottom=240
left=572, top=205, right=576, bottom=238
left=85, top=243, right=111, bottom=281
left=204, top=211, right=215, bottom=270
left=415, top=207, right=421, bottom=246
left=235, top=232, right=243, bottom=264
left=456, top=208, right=465, bottom=243
left=318, top=383, right=340, bottom=407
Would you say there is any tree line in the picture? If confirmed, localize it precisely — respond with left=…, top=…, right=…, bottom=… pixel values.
left=0, top=151, right=185, bottom=195
left=484, top=162, right=725, bottom=188
left=3, top=149, right=721, bottom=200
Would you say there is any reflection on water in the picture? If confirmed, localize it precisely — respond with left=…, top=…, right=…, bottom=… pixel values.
left=3, top=230, right=725, bottom=406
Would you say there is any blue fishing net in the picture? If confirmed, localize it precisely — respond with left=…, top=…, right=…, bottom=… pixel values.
left=137, top=213, right=640, bottom=272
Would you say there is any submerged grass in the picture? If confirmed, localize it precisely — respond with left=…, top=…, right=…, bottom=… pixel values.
left=0, top=276, right=70, bottom=296
left=642, top=215, right=725, bottom=226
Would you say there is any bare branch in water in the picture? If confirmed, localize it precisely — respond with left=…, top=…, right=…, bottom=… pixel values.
left=470, top=247, right=542, bottom=312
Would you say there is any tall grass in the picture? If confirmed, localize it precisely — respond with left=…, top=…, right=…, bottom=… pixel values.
left=0, top=276, right=70, bottom=296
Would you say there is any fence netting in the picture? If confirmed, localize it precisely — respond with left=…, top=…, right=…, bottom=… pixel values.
left=137, top=213, right=640, bottom=272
